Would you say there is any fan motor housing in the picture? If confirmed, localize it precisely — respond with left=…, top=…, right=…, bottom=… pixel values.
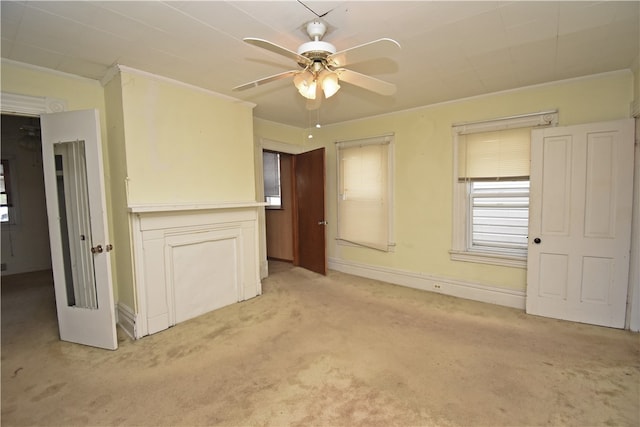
left=297, top=41, right=336, bottom=59
left=297, top=20, right=335, bottom=61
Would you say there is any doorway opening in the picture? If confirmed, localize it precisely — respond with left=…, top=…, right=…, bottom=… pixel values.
left=264, top=151, right=294, bottom=263
left=262, top=147, right=327, bottom=275
left=0, top=114, right=52, bottom=277
left=0, top=113, right=58, bottom=333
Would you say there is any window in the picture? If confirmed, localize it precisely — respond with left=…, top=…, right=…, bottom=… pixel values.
left=451, top=111, right=558, bottom=267
left=1, top=159, right=12, bottom=223
left=263, top=151, right=281, bottom=208
left=469, top=180, right=530, bottom=256
left=336, top=134, right=394, bottom=251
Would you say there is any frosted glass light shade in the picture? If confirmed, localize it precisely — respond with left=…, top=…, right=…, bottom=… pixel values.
left=293, top=72, right=316, bottom=100
left=321, top=72, right=340, bottom=98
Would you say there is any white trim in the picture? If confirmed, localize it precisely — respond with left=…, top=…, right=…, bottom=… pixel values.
left=632, top=100, right=639, bottom=118
left=320, top=70, right=629, bottom=128
left=449, top=250, right=527, bottom=268
left=1, top=92, right=67, bottom=116
left=131, top=207, right=261, bottom=336
left=450, top=111, right=558, bottom=267
left=628, top=118, right=640, bottom=331
left=452, top=110, right=558, bottom=134
left=100, top=64, right=120, bottom=87
left=328, top=257, right=525, bottom=309
left=116, top=303, right=136, bottom=340
left=112, top=64, right=256, bottom=109
left=1, top=59, right=102, bottom=86
left=260, top=137, right=320, bottom=155
left=130, top=213, right=148, bottom=338
left=128, top=201, right=265, bottom=213
left=335, top=133, right=394, bottom=147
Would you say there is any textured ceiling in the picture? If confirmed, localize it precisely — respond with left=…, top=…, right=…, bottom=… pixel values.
left=1, top=1, right=638, bottom=128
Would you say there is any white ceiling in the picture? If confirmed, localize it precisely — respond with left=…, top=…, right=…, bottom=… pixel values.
left=2, top=1, right=638, bottom=128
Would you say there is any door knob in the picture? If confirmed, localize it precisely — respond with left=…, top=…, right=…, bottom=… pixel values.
left=91, top=244, right=103, bottom=254
left=533, top=238, right=541, bottom=244
left=318, top=220, right=328, bottom=225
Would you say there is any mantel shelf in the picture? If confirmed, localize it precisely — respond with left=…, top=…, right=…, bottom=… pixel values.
left=128, top=201, right=266, bottom=214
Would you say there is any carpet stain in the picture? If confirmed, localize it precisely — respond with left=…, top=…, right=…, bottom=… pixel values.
left=166, top=344, right=205, bottom=360
left=204, top=324, right=231, bottom=340
left=30, top=382, right=66, bottom=402
left=89, top=394, right=113, bottom=408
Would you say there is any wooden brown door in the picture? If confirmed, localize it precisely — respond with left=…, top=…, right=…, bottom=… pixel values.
left=294, top=147, right=326, bottom=275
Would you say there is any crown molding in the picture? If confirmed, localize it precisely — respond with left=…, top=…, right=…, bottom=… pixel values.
left=324, top=69, right=633, bottom=129
left=1, top=58, right=102, bottom=86
left=108, top=64, right=256, bottom=109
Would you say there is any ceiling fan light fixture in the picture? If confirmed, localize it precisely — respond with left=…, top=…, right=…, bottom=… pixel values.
left=236, top=19, right=400, bottom=106
left=321, top=71, right=340, bottom=98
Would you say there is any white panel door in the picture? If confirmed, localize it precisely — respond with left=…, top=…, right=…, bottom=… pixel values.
left=527, top=119, right=634, bottom=328
left=40, top=109, right=118, bottom=350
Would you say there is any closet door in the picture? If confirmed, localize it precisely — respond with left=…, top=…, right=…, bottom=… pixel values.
left=526, top=119, right=634, bottom=328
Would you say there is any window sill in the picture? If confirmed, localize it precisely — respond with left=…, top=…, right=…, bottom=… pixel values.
left=449, top=250, right=526, bottom=268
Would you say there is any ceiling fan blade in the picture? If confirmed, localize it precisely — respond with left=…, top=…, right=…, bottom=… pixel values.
left=327, top=38, right=400, bottom=68
left=233, top=70, right=298, bottom=91
left=335, top=69, right=397, bottom=96
left=244, top=38, right=312, bottom=67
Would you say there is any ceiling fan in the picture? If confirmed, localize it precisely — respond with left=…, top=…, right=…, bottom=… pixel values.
left=233, top=20, right=400, bottom=108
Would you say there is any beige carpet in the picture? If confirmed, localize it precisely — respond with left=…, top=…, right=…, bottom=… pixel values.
left=2, top=262, right=639, bottom=426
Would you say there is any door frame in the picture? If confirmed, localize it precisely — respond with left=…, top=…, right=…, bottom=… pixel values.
left=0, top=93, right=68, bottom=280
left=1, top=93, right=122, bottom=346
left=0, top=95, right=64, bottom=305
left=629, top=115, right=640, bottom=331
left=258, top=138, right=325, bottom=276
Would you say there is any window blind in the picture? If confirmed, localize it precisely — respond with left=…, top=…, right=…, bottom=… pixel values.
left=458, top=127, right=531, bottom=181
left=262, top=151, right=280, bottom=198
left=0, top=160, right=11, bottom=207
left=337, top=138, right=391, bottom=251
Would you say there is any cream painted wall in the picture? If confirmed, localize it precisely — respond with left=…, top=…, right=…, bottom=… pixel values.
left=119, top=70, right=256, bottom=205
left=256, top=71, right=635, bottom=293
left=254, top=118, right=309, bottom=147
left=103, top=72, right=136, bottom=311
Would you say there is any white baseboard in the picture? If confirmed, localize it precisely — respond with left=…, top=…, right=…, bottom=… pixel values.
left=328, top=257, right=525, bottom=309
left=116, top=303, right=137, bottom=340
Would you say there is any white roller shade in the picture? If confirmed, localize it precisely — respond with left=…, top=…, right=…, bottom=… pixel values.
left=458, top=127, right=531, bottom=181
left=337, top=137, right=391, bottom=251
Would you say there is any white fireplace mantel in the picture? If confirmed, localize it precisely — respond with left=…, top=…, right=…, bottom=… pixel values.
left=128, top=201, right=266, bottom=213
left=128, top=201, right=263, bottom=338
